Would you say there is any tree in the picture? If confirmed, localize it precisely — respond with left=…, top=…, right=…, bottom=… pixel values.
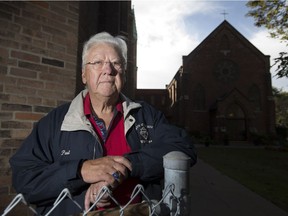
left=272, top=87, right=288, bottom=128
left=246, top=1, right=288, bottom=78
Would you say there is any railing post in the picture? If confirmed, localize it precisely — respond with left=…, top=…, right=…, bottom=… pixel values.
left=163, top=151, right=191, bottom=216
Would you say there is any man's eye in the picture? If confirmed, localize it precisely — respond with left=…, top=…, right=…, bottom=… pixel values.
left=94, top=61, right=102, bottom=65
left=113, top=62, right=121, bottom=66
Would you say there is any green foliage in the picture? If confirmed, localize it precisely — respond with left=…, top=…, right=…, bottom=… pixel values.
left=273, top=87, right=288, bottom=127
left=246, top=0, right=288, bottom=78
left=276, top=126, right=288, bottom=146
left=246, top=0, right=288, bottom=41
left=273, top=52, right=288, bottom=78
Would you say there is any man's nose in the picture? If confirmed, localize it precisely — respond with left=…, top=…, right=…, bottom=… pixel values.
left=102, top=62, right=115, bottom=74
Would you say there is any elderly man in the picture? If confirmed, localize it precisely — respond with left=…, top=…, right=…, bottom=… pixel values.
left=10, top=32, right=197, bottom=215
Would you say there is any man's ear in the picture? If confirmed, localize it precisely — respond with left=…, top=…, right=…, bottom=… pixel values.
left=82, top=69, right=86, bottom=84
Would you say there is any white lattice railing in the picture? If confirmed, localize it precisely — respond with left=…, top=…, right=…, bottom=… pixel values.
left=2, top=151, right=191, bottom=216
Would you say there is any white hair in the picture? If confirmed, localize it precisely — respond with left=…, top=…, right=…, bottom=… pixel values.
left=82, top=32, right=127, bottom=70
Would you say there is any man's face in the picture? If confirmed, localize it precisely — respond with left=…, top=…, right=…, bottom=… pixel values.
left=82, top=43, right=125, bottom=98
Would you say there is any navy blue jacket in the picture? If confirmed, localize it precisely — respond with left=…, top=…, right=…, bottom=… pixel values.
left=9, top=90, right=197, bottom=215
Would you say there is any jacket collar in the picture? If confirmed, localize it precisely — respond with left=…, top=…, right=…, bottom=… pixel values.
left=61, top=89, right=142, bottom=132
left=120, top=93, right=142, bottom=119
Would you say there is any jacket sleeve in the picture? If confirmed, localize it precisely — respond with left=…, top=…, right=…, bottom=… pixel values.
left=9, top=107, right=87, bottom=206
left=125, top=103, right=197, bottom=182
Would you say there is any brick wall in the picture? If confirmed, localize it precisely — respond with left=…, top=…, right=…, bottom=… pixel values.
left=0, top=1, right=79, bottom=214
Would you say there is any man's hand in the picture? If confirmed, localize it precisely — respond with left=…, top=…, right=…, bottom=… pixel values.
left=81, top=155, right=131, bottom=183
left=82, top=156, right=131, bottom=210
left=84, top=182, right=111, bottom=211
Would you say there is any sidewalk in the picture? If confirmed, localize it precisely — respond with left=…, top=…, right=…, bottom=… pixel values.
left=190, top=159, right=288, bottom=216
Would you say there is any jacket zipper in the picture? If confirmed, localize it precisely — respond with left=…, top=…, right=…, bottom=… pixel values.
left=92, top=132, right=102, bottom=159
left=86, top=121, right=102, bottom=160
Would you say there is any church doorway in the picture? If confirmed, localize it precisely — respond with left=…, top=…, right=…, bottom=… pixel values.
left=225, top=103, right=247, bottom=141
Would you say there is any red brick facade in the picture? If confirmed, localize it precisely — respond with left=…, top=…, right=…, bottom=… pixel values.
left=166, top=21, right=275, bottom=144
left=0, top=2, right=79, bottom=214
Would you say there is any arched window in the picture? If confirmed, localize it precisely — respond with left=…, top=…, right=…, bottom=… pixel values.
left=248, top=84, right=261, bottom=111
left=219, top=34, right=231, bottom=56
left=192, top=84, right=205, bottom=110
left=169, top=81, right=178, bottom=105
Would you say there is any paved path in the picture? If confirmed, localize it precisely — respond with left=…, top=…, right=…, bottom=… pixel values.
left=190, top=159, right=288, bottom=216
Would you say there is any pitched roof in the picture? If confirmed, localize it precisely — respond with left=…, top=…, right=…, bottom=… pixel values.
left=184, top=20, right=269, bottom=62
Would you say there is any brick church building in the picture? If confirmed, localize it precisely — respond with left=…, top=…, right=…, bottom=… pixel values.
left=138, top=21, right=276, bottom=144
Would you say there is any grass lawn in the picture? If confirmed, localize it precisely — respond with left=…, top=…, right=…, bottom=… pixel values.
left=197, top=146, right=288, bottom=213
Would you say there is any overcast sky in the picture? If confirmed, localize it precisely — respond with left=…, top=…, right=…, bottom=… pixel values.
left=132, top=0, right=288, bottom=92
